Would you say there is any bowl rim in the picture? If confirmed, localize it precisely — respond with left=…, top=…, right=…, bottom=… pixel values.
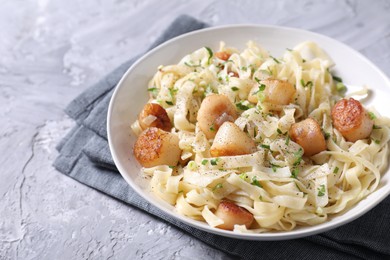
left=107, top=23, right=390, bottom=240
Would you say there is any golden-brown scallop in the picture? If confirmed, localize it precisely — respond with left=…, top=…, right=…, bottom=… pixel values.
left=215, top=200, right=254, bottom=230
left=138, top=103, right=172, bottom=132
left=331, top=98, right=373, bottom=142
left=248, top=79, right=295, bottom=105
left=197, top=94, right=238, bottom=139
left=289, top=118, right=327, bottom=156
left=210, top=122, right=257, bottom=157
left=215, top=51, right=231, bottom=61
left=133, top=127, right=181, bottom=168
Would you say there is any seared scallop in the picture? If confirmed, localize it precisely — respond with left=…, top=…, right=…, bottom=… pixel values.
left=133, top=127, right=181, bottom=168
left=197, top=94, right=238, bottom=139
left=331, top=98, right=373, bottom=142
left=289, top=118, right=327, bottom=156
left=215, top=200, right=254, bottom=230
left=248, top=79, right=295, bottom=105
left=210, top=122, right=257, bottom=157
left=138, top=103, right=172, bottom=132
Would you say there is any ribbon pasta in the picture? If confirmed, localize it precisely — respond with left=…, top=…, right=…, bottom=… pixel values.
left=132, top=41, right=390, bottom=233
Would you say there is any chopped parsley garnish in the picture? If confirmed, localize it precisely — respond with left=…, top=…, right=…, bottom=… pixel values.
left=239, top=173, right=248, bottom=180
left=324, top=132, right=331, bottom=140
left=236, top=102, right=252, bottom=111
left=300, top=79, right=313, bottom=88
left=373, top=125, right=382, bottom=130
left=285, top=135, right=291, bottom=146
left=231, top=86, right=239, bottom=91
left=271, top=56, right=281, bottom=64
left=368, top=112, right=377, bottom=120
left=336, top=82, right=347, bottom=92
left=165, top=101, right=174, bottom=106
left=212, top=183, right=223, bottom=191
left=260, top=144, right=271, bottom=150
left=333, top=166, right=339, bottom=174
left=373, top=139, right=380, bottom=144
left=209, top=125, right=215, bottom=131
left=201, top=159, right=208, bottom=165
left=251, top=176, right=262, bottom=188
left=293, top=148, right=304, bottom=166
left=317, top=184, right=326, bottom=197
left=210, top=158, right=220, bottom=166
left=205, top=47, right=213, bottom=64
left=270, top=163, right=281, bottom=172
left=277, top=128, right=283, bottom=135
left=291, top=168, right=299, bottom=179
left=147, top=87, right=158, bottom=97
left=241, top=66, right=247, bottom=71
left=168, top=166, right=175, bottom=169
left=332, top=75, right=343, bottom=82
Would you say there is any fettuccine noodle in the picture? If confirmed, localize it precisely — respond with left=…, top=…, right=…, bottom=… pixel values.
left=132, top=41, right=390, bottom=232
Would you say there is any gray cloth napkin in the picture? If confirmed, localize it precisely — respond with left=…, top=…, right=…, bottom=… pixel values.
left=54, top=15, right=390, bottom=260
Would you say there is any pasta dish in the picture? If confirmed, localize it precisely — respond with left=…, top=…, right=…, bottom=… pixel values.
left=130, top=41, right=390, bottom=232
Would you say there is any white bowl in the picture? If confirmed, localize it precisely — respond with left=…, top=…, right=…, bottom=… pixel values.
left=107, top=24, right=390, bottom=240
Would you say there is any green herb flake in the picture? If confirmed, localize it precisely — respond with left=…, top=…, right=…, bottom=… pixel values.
left=271, top=56, right=281, bottom=64
left=147, top=87, right=158, bottom=96
left=291, top=168, right=299, bottom=179
left=209, top=125, right=215, bottom=131
left=168, top=166, right=175, bottom=169
left=231, top=86, right=239, bottom=91
left=336, top=82, right=347, bottom=92
left=285, top=135, right=291, bottom=146
left=251, top=176, right=262, bottom=188
left=201, top=159, right=208, bottom=166
left=277, top=128, right=283, bottom=134
left=373, top=125, right=382, bottom=130
left=165, top=101, right=174, bottom=106
left=300, top=79, right=313, bottom=88
left=332, top=75, right=343, bottom=82
left=260, top=144, right=271, bottom=150
left=270, top=163, right=281, bottom=172
left=368, top=112, right=377, bottom=120
left=210, top=158, right=220, bottom=166
left=333, top=166, right=339, bottom=174
left=205, top=47, right=213, bottom=64
left=239, top=173, right=249, bottom=180
left=236, top=102, right=252, bottom=111
left=241, top=66, right=247, bottom=71
left=212, top=183, right=223, bottom=191
left=293, top=148, right=303, bottom=166
left=324, top=132, right=331, bottom=140
left=373, top=139, right=380, bottom=144
left=317, top=184, right=326, bottom=197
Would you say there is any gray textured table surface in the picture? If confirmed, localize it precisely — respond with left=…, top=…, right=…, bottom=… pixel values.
left=1, top=0, right=390, bottom=259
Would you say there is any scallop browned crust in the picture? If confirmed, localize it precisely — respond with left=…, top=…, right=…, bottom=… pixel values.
left=133, top=127, right=181, bottom=168
left=331, top=98, right=373, bottom=142
left=197, top=94, right=238, bottom=139
left=138, top=103, right=172, bottom=131
left=215, top=200, right=254, bottom=230
left=289, top=118, right=327, bottom=156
